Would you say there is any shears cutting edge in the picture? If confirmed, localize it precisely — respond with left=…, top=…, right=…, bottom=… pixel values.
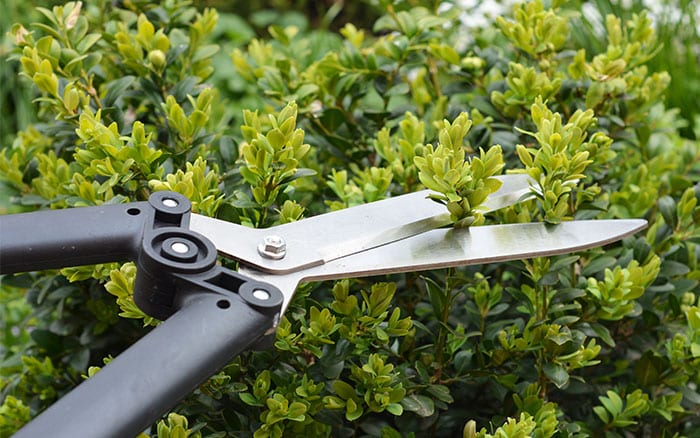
left=0, top=174, right=646, bottom=437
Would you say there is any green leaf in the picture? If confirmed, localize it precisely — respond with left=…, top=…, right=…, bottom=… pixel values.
left=345, top=398, right=363, bottom=421
left=386, top=403, right=403, bottom=416
left=104, top=76, right=136, bottom=107
left=682, top=387, right=700, bottom=405
left=239, top=392, right=261, bottom=406
left=281, top=167, right=316, bottom=183
left=542, top=363, right=569, bottom=388
left=295, top=83, right=319, bottom=100
left=423, top=276, right=446, bottom=318
left=691, top=343, right=700, bottom=358
left=333, top=380, right=357, bottom=400
left=77, top=33, right=102, bottom=53
left=660, top=260, right=691, bottom=277
left=401, top=394, right=435, bottom=417
left=657, top=195, right=677, bottom=229
left=320, top=108, right=346, bottom=131
left=600, top=391, right=623, bottom=417
left=30, top=329, right=64, bottom=355
left=633, top=351, right=665, bottom=386
left=426, top=384, right=454, bottom=403
left=550, top=255, right=580, bottom=271
left=687, top=307, right=700, bottom=330
left=454, top=350, right=473, bottom=373
left=172, top=76, right=199, bottom=102
left=192, top=44, right=220, bottom=63
left=583, top=256, right=617, bottom=276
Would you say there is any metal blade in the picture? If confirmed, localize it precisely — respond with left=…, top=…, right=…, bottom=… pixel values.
left=302, top=218, right=647, bottom=280
left=239, top=219, right=646, bottom=314
left=190, top=174, right=534, bottom=274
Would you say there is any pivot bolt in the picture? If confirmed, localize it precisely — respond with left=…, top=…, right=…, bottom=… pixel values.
left=258, top=235, right=286, bottom=260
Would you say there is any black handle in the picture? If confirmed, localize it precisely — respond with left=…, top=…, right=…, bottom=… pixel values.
left=0, top=202, right=147, bottom=273
left=12, top=287, right=281, bottom=438
left=1, top=192, right=285, bottom=435
left=0, top=192, right=190, bottom=274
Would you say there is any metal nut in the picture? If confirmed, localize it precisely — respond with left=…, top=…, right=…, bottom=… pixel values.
left=257, top=235, right=286, bottom=260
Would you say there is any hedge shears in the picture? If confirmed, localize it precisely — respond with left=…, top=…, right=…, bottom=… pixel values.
left=0, top=174, right=646, bottom=437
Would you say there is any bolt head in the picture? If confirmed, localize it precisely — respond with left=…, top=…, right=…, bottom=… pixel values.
left=258, top=235, right=286, bottom=259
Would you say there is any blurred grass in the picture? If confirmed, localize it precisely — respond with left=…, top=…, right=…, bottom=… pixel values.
left=569, top=0, right=700, bottom=138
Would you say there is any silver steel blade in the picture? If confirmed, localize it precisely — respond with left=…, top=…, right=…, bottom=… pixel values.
left=300, top=219, right=647, bottom=281
left=239, top=219, right=647, bottom=315
left=190, top=174, right=534, bottom=274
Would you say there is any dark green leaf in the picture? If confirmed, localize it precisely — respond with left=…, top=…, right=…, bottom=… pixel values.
left=166, top=43, right=189, bottom=64
left=69, top=348, right=90, bottom=371
left=539, top=271, right=559, bottom=286
left=682, top=387, right=700, bottom=405
left=583, top=256, right=617, bottom=276
left=362, top=110, right=390, bottom=124
left=647, top=282, right=676, bottom=293
left=400, top=394, right=435, bottom=417
left=104, top=76, right=135, bottom=108
left=634, top=351, right=667, bottom=386
left=320, top=108, right=347, bottom=132
left=281, top=168, right=317, bottom=184
left=555, top=288, right=586, bottom=301
left=379, top=425, right=402, bottom=437
left=426, top=385, right=454, bottom=403
left=453, top=350, right=473, bottom=373
left=373, top=76, right=388, bottom=95
left=584, top=322, right=615, bottom=347
left=552, top=315, right=580, bottom=325
left=551, top=255, right=580, bottom=271
left=172, top=77, right=200, bottom=102
left=542, top=363, right=569, bottom=388
left=633, top=238, right=651, bottom=263
left=672, top=278, right=699, bottom=294
left=423, top=276, right=446, bottom=319
left=30, top=329, right=64, bottom=355
left=218, top=135, right=237, bottom=163
left=487, top=303, right=509, bottom=316
left=657, top=196, right=677, bottom=229
left=386, top=83, right=410, bottom=97
left=660, top=260, right=691, bottom=278
left=322, top=359, right=345, bottom=380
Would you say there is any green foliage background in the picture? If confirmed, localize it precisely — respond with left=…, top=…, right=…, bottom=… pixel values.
left=1, top=0, right=700, bottom=436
